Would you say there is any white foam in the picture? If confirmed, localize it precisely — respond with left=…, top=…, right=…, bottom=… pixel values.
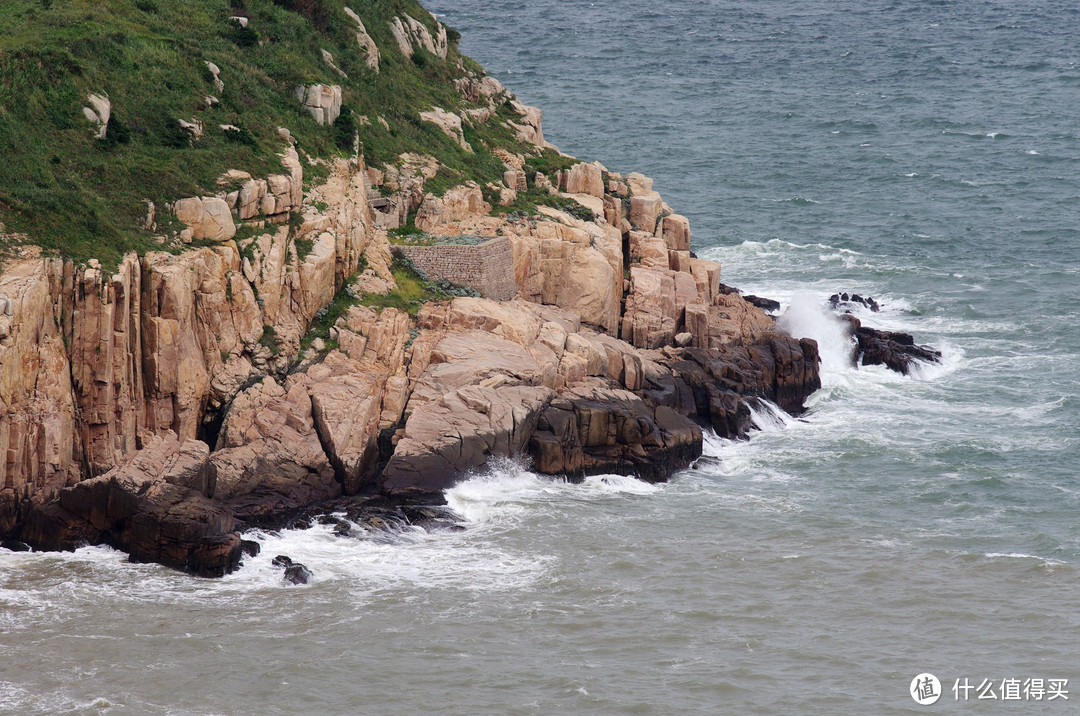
left=445, top=458, right=661, bottom=525
left=747, top=399, right=795, bottom=432
left=777, top=293, right=856, bottom=378
left=984, top=552, right=1068, bottom=567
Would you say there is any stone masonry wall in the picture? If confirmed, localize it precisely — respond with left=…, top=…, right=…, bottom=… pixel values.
left=398, top=237, right=516, bottom=301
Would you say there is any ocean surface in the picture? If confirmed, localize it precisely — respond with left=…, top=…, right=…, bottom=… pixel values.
left=4, top=0, right=1080, bottom=712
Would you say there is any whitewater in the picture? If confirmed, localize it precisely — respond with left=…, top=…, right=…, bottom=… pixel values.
left=3, top=0, right=1080, bottom=712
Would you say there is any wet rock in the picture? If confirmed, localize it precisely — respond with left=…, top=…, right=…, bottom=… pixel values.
left=283, top=563, right=313, bottom=585
left=529, top=380, right=703, bottom=482
left=19, top=434, right=242, bottom=577
left=743, top=295, right=781, bottom=313
left=830, top=292, right=880, bottom=312
left=241, top=540, right=261, bottom=558
left=851, top=319, right=941, bottom=374
left=400, top=505, right=465, bottom=532
left=271, top=554, right=294, bottom=568
left=1, top=539, right=31, bottom=552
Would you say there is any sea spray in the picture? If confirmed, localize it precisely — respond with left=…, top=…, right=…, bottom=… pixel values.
left=778, top=292, right=855, bottom=378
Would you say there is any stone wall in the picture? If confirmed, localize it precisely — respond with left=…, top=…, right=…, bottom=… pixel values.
left=398, top=237, right=517, bottom=301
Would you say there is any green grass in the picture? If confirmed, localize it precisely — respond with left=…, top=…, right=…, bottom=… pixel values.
left=0, top=0, right=546, bottom=268
left=492, top=186, right=599, bottom=224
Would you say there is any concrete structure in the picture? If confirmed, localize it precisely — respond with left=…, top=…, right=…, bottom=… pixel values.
left=397, top=237, right=516, bottom=300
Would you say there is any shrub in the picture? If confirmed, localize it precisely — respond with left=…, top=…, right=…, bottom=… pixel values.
left=226, top=23, right=258, bottom=47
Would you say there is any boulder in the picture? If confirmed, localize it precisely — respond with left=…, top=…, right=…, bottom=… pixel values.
left=173, top=197, right=236, bottom=241
left=564, top=162, right=604, bottom=198
left=419, top=107, right=471, bottom=152
left=82, top=93, right=110, bottom=139
left=294, top=84, right=342, bottom=126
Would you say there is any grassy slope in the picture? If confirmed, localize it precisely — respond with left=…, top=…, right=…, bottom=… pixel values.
left=0, top=0, right=538, bottom=267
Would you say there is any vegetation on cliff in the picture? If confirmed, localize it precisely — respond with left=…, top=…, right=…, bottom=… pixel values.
left=0, top=0, right=536, bottom=266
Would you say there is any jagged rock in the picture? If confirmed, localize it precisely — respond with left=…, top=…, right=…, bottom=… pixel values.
left=389, top=14, right=448, bottom=60
left=419, top=107, right=471, bottom=152
left=564, top=162, right=605, bottom=198
left=177, top=118, right=204, bottom=141
left=383, top=384, right=555, bottom=497
left=320, top=49, right=347, bottom=78
left=661, top=214, right=691, bottom=252
left=1, top=540, right=30, bottom=552
left=529, top=381, right=702, bottom=482
left=507, top=99, right=546, bottom=147
left=241, top=539, right=260, bottom=557
left=283, top=562, right=313, bottom=585
left=744, top=294, right=781, bottom=313
left=294, top=84, right=342, bottom=126
left=830, top=292, right=880, bottom=312
left=841, top=315, right=941, bottom=374
left=173, top=196, right=236, bottom=241
left=629, top=192, right=664, bottom=233
left=204, top=61, right=224, bottom=93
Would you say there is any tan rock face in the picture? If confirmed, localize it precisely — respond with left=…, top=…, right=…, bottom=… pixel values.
left=294, top=84, right=342, bottom=126
left=662, top=214, right=692, bottom=252
left=20, top=432, right=239, bottom=577
left=564, top=162, right=605, bottom=198
left=629, top=192, right=664, bottom=233
left=1, top=149, right=382, bottom=536
left=211, top=377, right=339, bottom=520
left=0, top=259, right=79, bottom=531
left=414, top=183, right=490, bottom=232
left=382, top=384, right=555, bottom=496
left=173, top=197, right=236, bottom=241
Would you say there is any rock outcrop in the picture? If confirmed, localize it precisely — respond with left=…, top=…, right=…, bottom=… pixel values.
left=1, top=46, right=837, bottom=578
left=840, top=315, right=941, bottom=374
left=294, top=84, right=342, bottom=126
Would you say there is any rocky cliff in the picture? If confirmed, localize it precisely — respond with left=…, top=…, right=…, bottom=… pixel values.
left=0, top=0, right=823, bottom=576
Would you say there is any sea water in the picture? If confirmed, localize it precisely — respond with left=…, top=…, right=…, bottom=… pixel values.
left=3, top=1, right=1079, bottom=712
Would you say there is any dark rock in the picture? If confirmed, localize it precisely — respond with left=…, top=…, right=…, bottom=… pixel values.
left=842, top=315, right=941, bottom=374
left=528, top=383, right=703, bottom=483
left=241, top=539, right=261, bottom=558
left=647, top=333, right=821, bottom=439
left=1, top=539, right=31, bottom=552
left=283, top=563, right=313, bottom=585
left=271, top=554, right=293, bottom=568
left=15, top=436, right=242, bottom=578
left=829, top=292, right=880, bottom=312
left=743, top=295, right=782, bottom=313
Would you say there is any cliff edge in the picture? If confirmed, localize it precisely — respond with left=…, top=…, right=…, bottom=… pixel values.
left=0, top=0, right=821, bottom=575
